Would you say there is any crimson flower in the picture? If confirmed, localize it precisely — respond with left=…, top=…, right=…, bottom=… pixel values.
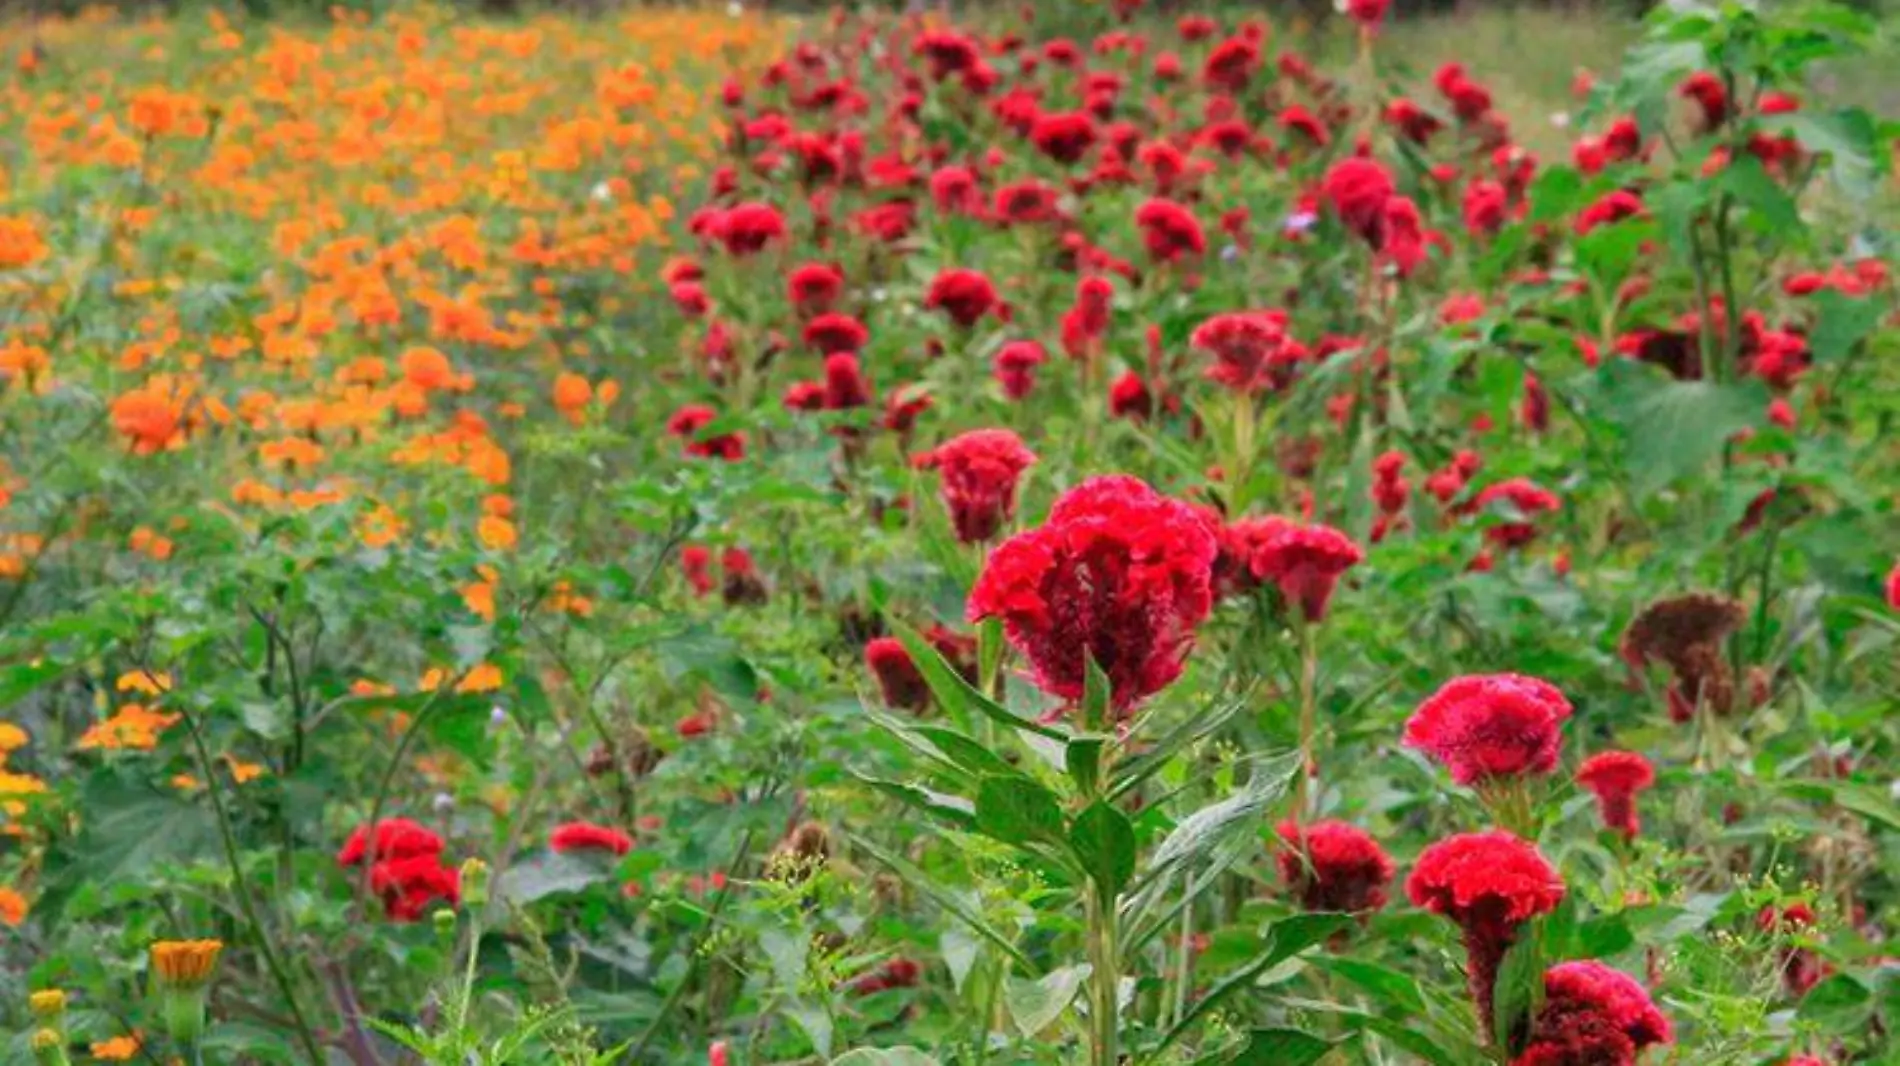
left=823, top=353, right=873, bottom=410
left=1345, top=0, right=1389, bottom=29
left=1190, top=310, right=1303, bottom=393
left=1576, top=751, right=1656, bottom=841
left=993, top=340, right=1047, bottom=400
left=1029, top=110, right=1098, bottom=165
left=787, top=262, right=844, bottom=316
left=1134, top=198, right=1206, bottom=264
left=924, top=268, right=1000, bottom=328
left=1513, top=961, right=1671, bottom=1066
left=1321, top=157, right=1396, bottom=243
left=1407, top=831, right=1565, bottom=1042
left=550, top=821, right=634, bottom=856
left=369, top=855, right=461, bottom=922
left=803, top=312, right=869, bottom=355
left=337, top=818, right=444, bottom=867
left=967, top=475, right=1217, bottom=713
left=666, top=404, right=745, bottom=461
left=865, top=637, right=929, bottom=712
left=1202, top=35, right=1259, bottom=93
left=713, top=202, right=787, bottom=256
left=1471, top=478, right=1560, bottom=548
left=1275, top=820, right=1394, bottom=914
left=1108, top=371, right=1153, bottom=420
left=913, top=429, right=1038, bottom=543
left=1247, top=521, right=1363, bottom=622
left=1404, top=673, right=1573, bottom=786
left=1885, top=559, right=1899, bottom=610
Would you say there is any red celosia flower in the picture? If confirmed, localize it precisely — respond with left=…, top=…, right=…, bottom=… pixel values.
left=865, top=636, right=929, bottom=712
left=1321, top=157, right=1396, bottom=243
left=1030, top=110, right=1098, bottom=165
left=1540, top=961, right=1673, bottom=1049
left=714, top=202, right=787, bottom=256
left=914, top=30, right=980, bottom=79
left=1404, top=673, right=1574, bottom=786
left=369, top=854, right=461, bottom=922
left=1202, top=35, right=1260, bottom=93
left=338, top=818, right=444, bottom=867
left=1406, top=831, right=1566, bottom=1041
left=1278, top=104, right=1330, bottom=147
left=1276, top=820, right=1394, bottom=914
left=721, top=547, right=768, bottom=605
left=1464, top=179, right=1509, bottom=236
left=1435, top=63, right=1493, bottom=123
left=823, top=353, right=873, bottom=410
left=967, top=476, right=1217, bottom=713
left=667, top=404, right=745, bottom=461
left=709, top=1041, right=730, bottom=1066
left=1510, top=1014, right=1635, bottom=1066
left=803, top=312, right=869, bottom=355
left=851, top=957, right=922, bottom=995
left=681, top=545, right=714, bottom=597
left=992, top=179, right=1063, bottom=225
left=1248, top=522, right=1363, bottom=623
left=1108, top=370, right=1153, bottom=420
left=1385, top=98, right=1443, bottom=145
left=1758, top=904, right=1827, bottom=996
left=1191, top=310, right=1304, bottom=393
left=924, top=268, right=1000, bottom=328
left=1346, top=0, right=1389, bottom=28
left=1576, top=751, right=1656, bottom=841
left=1679, top=71, right=1729, bottom=131
left=1134, top=198, right=1207, bottom=264
left=550, top=821, right=634, bottom=856
left=930, top=165, right=982, bottom=215
left=913, top=429, right=1038, bottom=543
left=1061, top=275, right=1115, bottom=359
left=1471, top=478, right=1560, bottom=548
left=1887, top=559, right=1900, bottom=610
left=994, top=340, right=1047, bottom=400
left=1575, top=190, right=1645, bottom=235
left=787, top=262, right=844, bottom=316
left=1379, top=196, right=1430, bottom=277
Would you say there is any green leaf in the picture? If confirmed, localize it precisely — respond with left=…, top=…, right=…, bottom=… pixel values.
left=498, top=849, right=619, bottom=904
left=850, top=834, right=1032, bottom=971
left=1362, top=1017, right=1468, bottom=1066
left=1229, top=1028, right=1343, bottom=1066
left=1151, top=913, right=1354, bottom=1060
left=892, top=623, right=1065, bottom=741
left=1807, top=289, right=1881, bottom=366
left=1002, top=964, right=1091, bottom=1036
left=1798, top=973, right=1872, bottom=1033
left=1081, top=655, right=1112, bottom=733
left=1065, top=735, right=1108, bottom=797
left=1311, top=957, right=1425, bottom=1013
left=856, top=775, right=976, bottom=830
left=1719, top=155, right=1800, bottom=233
left=68, top=773, right=217, bottom=886
left=828, top=1049, right=940, bottom=1066
left=1493, top=919, right=1548, bottom=1051
left=1143, top=751, right=1301, bottom=882
left=1769, top=108, right=1881, bottom=199
left=1601, top=361, right=1769, bottom=500
left=1069, top=800, right=1137, bottom=900
left=975, top=776, right=1066, bottom=847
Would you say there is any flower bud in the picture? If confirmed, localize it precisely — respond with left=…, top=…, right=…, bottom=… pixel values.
left=460, top=857, right=490, bottom=909
left=150, top=939, right=222, bottom=1045
left=28, top=989, right=66, bottom=1021
left=31, top=1027, right=70, bottom=1066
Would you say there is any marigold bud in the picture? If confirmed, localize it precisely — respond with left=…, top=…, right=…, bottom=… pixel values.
left=151, top=939, right=221, bottom=1045
left=460, top=857, right=490, bottom=908
left=28, top=989, right=66, bottom=1020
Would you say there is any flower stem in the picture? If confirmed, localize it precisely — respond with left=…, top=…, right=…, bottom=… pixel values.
left=1084, top=885, right=1120, bottom=1066
left=1292, top=621, right=1320, bottom=821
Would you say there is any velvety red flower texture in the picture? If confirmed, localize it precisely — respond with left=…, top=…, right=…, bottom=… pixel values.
left=1514, top=961, right=1671, bottom=1066
left=1190, top=310, right=1304, bottom=393
left=865, top=636, right=930, bottom=713
left=1576, top=751, right=1656, bottom=841
left=1407, top=831, right=1565, bottom=1041
left=967, top=475, right=1217, bottom=713
left=1246, top=521, right=1363, bottom=623
left=550, top=821, right=634, bottom=856
left=1275, top=820, right=1394, bottom=914
left=338, top=819, right=459, bottom=922
left=924, top=267, right=1000, bottom=327
left=914, top=429, right=1038, bottom=543
left=1404, top=673, right=1573, bottom=786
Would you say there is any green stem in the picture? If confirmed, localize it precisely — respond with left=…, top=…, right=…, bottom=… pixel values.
left=1292, top=622, right=1319, bottom=821
left=1085, top=886, right=1120, bottom=1066
left=180, top=709, right=327, bottom=1065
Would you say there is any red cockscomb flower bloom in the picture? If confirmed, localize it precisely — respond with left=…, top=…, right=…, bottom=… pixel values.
left=803, top=312, right=869, bottom=355
left=865, top=636, right=929, bottom=712
left=1513, top=961, right=1671, bottom=1065
left=1134, top=198, right=1207, bottom=264
left=1321, top=157, right=1396, bottom=244
left=714, top=202, right=787, bottom=256
left=967, top=476, right=1217, bottom=713
left=1202, top=35, right=1260, bottom=93
left=1679, top=71, right=1729, bottom=131
left=994, top=340, right=1047, bottom=400
left=924, top=268, right=1000, bottom=328
left=1464, top=179, right=1509, bottom=236
left=1407, top=831, right=1566, bottom=1042
left=1385, top=98, right=1443, bottom=145
left=370, top=854, right=462, bottom=922
left=1885, top=559, right=1899, bottom=610
left=1276, top=820, right=1394, bottom=914
left=667, top=404, right=745, bottom=461
left=1471, top=478, right=1560, bottom=547
left=1191, top=310, right=1303, bottom=393
left=787, top=263, right=845, bottom=316
left=1109, top=370, right=1153, bottom=420
left=1030, top=110, right=1098, bottom=165
left=913, top=429, right=1038, bottom=543
left=1758, top=904, right=1827, bottom=997
left=1404, top=673, right=1573, bottom=786
left=993, top=179, right=1063, bottom=225
left=1576, top=751, right=1656, bottom=841
left=338, top=818, right=444, bottom=867
left=1248, top=522, right=1363, bottom=623
left=550, top=821, right=634, bottom=856
left=850, top=957, right=922, bottom=995
left=1346, top=0, right=1389, bottom=29
left=823, top=352, right=873, bottom=410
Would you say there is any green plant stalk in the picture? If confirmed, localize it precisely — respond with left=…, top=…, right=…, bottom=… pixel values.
left=625, top=828, right=757, bottom=1061
left=1084, top=885, right=1120, bottom=1066
left=1292, top=621, right=1319, bottom=821
left=1228, top=392, right=1257, bottom=514
left=179, top=708, right=327, bottom=1065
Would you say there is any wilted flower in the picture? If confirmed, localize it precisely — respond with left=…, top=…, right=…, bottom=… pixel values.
left=1621, top=593, right=1746, bottom=720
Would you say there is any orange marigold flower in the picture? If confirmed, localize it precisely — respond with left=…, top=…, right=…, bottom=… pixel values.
left=111, top=383, right=187, bottom=455
left=400, top=346, right=456, bottom=390
left=0, top=722, right=27, bottom=753
left=151, top=939, right=222, bottom=987
left=0, top=216, right=49, bottom=270
left=0, top=885, right=27, bottom=926
left=116, top=670, right=172, bottom=694
left=77, top=703, right=179, bottom=751
left=90, top=1033, right=142, bottom=1060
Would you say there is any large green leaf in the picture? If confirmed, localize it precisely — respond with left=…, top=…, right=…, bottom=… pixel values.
left=1002, top=964, right=1091, bottom=1037
left=1142, top=751, right=1301, bottom=883
left=1069, top=800, right=1137, bottom=900
left=1602, top=361, right=1769, bottom=500
left=1807, top=289, right=1881, bottom=366
left=1798, top=973, right=1873, bottom=1033
left=829, top=1048, right=940, bottom=1066
left=70, top=772, right=217, bottom=885
left=974, top=775, right=1065, bottom=847
left=1228, top=1028, right=1343, bottom=1066
left=498, top=849, right=619, bottom=904
left=892, top=623, right=1066, bottom=741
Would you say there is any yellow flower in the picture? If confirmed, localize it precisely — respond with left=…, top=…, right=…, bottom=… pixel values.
left=115, top=670, right=172, bottom=695
left=76, top=704, right=179, bottom=751
left=0, top=722, right=27, bottom=753
left=0, top=770, right=46, bottom=819
left=456, top=662, right=503, bottom=693
left=29, top=989, right=65, bottom=1018
left=151, top=939, right=222, bottom=988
